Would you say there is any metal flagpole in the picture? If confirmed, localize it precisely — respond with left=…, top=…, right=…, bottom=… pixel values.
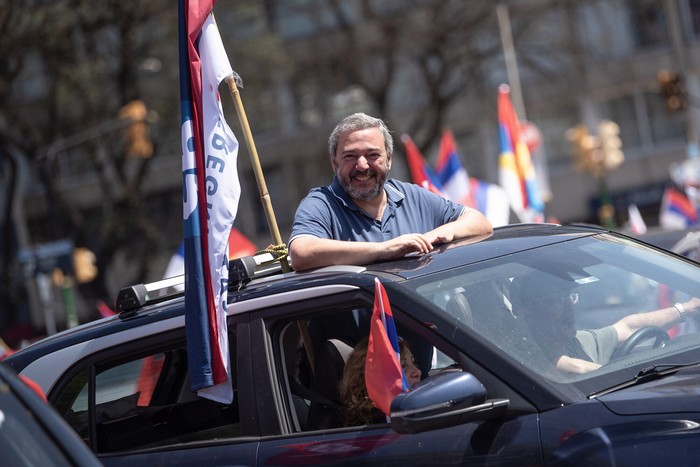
left=224, top=74, right=290, bottom=273
left=496, top=2, right=552, bottom=204
left=496, top=3, right=525, bottom=120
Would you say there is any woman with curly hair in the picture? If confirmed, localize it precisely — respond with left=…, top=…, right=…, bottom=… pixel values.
left=338, top=337, right=422, bottom=426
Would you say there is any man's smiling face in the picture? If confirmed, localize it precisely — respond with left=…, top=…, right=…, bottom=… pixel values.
left=332, top=127, right=391, bottom=202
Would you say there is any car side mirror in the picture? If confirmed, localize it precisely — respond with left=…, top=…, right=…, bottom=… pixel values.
left=390, top=371, right=509, bottom=434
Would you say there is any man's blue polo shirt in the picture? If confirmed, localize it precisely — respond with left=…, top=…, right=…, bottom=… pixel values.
left=289, top=176, right=467, bottom=245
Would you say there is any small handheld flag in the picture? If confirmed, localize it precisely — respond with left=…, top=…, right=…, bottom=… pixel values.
left=365, top=278, right=409, bottom=416
left=627, top=203, right=647, bottom=235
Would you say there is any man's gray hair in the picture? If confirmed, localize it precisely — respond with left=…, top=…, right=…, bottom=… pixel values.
left=328, top=113, right=393, bottom=158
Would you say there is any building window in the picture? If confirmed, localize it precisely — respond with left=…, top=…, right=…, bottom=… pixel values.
left=598, top=95, right=641, bottom=150
left=644, top=91, right=687, bottom=144
left=686, top=0, right=700, bottom=39
left=626, top=0, right=668, bottom=49
left=52, top=339, right=241, bottom=453
left=529, top=106, right=579, bottom=168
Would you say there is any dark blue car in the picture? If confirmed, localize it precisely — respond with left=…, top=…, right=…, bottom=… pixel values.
left=0, top=363, right=101, bottom=466
left=7, top=223, right=700, bottom=465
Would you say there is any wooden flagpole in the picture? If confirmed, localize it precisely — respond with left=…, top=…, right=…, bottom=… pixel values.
left=225, top=74, right=318, bottom=369
left=225, top=75, right=290, bottom=273
left=224, top=74, right=316, bottom=368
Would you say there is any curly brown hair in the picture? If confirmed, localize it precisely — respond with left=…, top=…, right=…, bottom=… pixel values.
left=338, top=337, right=410, bottom=427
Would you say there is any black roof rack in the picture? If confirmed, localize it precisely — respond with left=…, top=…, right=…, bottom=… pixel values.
left=116, top=275, right=185, bottom=317
left=116, top=252, right=289, bottom=316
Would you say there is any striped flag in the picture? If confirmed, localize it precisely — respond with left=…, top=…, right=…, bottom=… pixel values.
left=365, top=278, right=409, bottom=416
left=179, top=0, right=240, bottom=403
left=401, top=134, right=445, bottom=196
left=469, top=177, right=511, bottom=227
left=435, top=128, right=473, bottom=207
left=659, top=186, right=698, bottom=229
left=434, top=128, right=511, bottom=226
left=497, top=84, right=544, bottom=223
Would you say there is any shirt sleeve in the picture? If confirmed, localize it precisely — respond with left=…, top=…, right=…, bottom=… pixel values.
left=576, top=327, right=618, bottom=365
left=289, top=190, right=334, bottom=246
left=408, top=182, right=466, bottom=227
left=423, top=186, right=469, bottom=227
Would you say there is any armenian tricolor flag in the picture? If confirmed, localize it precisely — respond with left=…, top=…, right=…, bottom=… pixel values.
left=497, top=84, right=544, bottom=222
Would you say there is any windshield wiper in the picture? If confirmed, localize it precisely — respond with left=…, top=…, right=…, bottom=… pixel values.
left=590, top=362, right=700, bottom=399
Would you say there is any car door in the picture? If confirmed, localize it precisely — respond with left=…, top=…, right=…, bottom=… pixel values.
left=248, top=289, right=543, bottom=466
left=47, top=322, right=259, bottom=466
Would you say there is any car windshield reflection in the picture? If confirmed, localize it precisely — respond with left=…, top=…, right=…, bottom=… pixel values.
left=404, top=233, right=700, bottom=391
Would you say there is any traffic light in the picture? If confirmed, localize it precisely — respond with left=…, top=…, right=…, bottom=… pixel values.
left=118, top=99, right=153, bottom=158
left=73, top=247, right=98, bottom=284
left=566, top=124, right=602, bottom=175
left=657, top=69, right=686, bottom=111
left=597, top=120, right=624, bottom=171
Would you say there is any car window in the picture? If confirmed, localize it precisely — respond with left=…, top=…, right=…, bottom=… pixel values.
left=277, top=308, right=364, bottom=432
left=52, top=335, right=241, bottom=453
left=272, top=307, right=464, bottom=433
left=0, top=381, right=76, bottom=467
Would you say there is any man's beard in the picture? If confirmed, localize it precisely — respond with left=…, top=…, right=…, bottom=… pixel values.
left=337, top=167, right=387, bottom=201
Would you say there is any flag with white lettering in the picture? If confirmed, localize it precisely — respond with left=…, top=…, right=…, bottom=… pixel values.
left=179, top=0, right=240, bottom=403
left=164, top=228, right=258, bottom=290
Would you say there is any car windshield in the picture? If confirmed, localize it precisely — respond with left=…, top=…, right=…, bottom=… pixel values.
left=402, top=233, right=700, bottom=393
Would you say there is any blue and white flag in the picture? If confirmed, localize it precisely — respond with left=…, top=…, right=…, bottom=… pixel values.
left=179, top=0, right=240, bottom=403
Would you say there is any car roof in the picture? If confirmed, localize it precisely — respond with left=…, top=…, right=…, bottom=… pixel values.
left=634, top=225, right=700, bottom=251
left=364, top=223, right=601, bottom=279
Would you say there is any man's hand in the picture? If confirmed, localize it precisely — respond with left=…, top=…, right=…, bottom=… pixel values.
left=614, top=295, right=700, bottom=343
left=378, top=233, right=434, bottom=260
left=424, top=208, right=493, bottom=246
left=680, top=296, right=700, bottom=315
left=555, top=355, right=601, bottom=374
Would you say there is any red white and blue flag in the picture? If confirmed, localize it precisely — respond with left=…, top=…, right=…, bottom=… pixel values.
left=497, top=84, right=544, bottom=223
left=365, top=278, right=409, bottom=416
left=435, top=128, right=472, bottom=207
left=468, top=178, right=511, bottom=227
left=434, top=128, right=511, bottom=226
left=659, top=186, right=698, bottom=229
left=179, top=0, right=240, bottom=403
left=402, top=134, right=445, bottom=196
